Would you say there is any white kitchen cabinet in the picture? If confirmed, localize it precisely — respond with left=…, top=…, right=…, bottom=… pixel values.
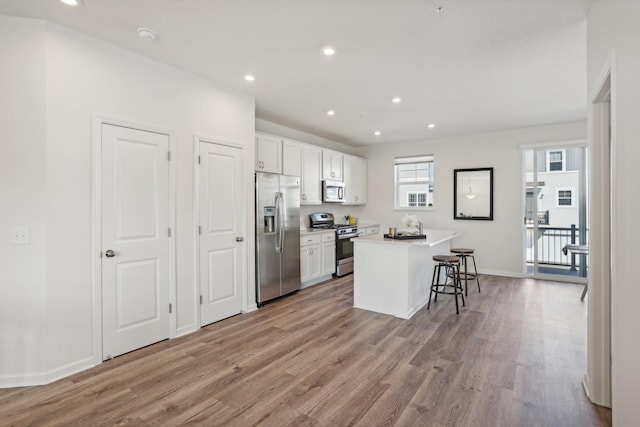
left=357, top=225, right=380, bottom=237
left=321, top=233, right=336, bottom=276
left=343, top=154, right=367, bottom=205
left=282, top=139, right=302, bottom=176
left=300, top=244, right=322, bottom=283
left=301, top=145, right=322, bottom=204
left=300, top=231, right=335, bottom=286
left=255, top=133, right=282, bottom=173
left=282, top=140, right=322, bottom=205
left=300, top=234, right=322, bottom=283
left=322, top=149, right=343, bottom=181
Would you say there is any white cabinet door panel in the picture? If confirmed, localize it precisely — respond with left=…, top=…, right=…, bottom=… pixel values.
left=256, top=133, right=282, bottom=173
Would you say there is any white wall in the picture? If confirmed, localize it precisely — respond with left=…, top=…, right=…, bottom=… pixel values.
left=360, top=122, right=587, bottom=277
left=0, top=17, right=255, bottom=386
left=0, top=16, right=48, bottom=385
left=588, top=1, right=640, bottom=423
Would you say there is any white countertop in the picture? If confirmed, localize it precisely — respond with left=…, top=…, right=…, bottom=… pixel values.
left=354, top=229, right=461, bottom=248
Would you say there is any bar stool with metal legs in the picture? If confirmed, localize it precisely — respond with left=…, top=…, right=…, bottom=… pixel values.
left=450, top=248, right=480, bottom=296
left=428, top=255, right=465, bottom=314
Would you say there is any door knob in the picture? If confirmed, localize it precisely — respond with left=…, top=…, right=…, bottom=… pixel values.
left=105, top=249, right=116, bottom=258
left=236, top=236, right=244, bottom=242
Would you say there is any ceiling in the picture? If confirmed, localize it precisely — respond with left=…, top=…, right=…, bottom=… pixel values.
left=0, top=0, right=591, bottom=146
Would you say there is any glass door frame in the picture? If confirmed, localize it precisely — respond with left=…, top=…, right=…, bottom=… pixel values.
left=521, top=141, right=588, bottom=283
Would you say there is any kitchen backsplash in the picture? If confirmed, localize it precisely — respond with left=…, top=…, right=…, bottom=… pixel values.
left=299, top=204, right=367, bottom=228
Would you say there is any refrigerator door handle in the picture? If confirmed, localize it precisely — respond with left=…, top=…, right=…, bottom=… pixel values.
left=274, top=193, right=281, bottom=253
left=277, top=192, right=285, bottom=252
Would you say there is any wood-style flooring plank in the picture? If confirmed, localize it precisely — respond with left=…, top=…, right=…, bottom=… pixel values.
left=0, top=274, right=611, bottom=427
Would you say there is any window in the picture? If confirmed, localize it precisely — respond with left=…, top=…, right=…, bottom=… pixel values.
left=556, top=188, right=574, bottom=207
left=407, top=192, right=427, bottom=207
left=547, top=150, right=565, bottom=172
left=395, top=155, right=434, bottom=209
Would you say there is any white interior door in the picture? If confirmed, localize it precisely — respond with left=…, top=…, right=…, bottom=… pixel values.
left=101, top=124, right=170, bottom=359
left=199, top=141, right=244, bottom=326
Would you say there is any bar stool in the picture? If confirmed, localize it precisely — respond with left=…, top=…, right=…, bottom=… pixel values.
left=450, top=248, right=480, bottom=296
left=428, top=255, right=465, bottom=314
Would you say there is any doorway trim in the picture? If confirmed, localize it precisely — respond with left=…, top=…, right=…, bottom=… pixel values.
left=584, top=51, right=616, bottom=408
left=91, top=114, right=177, bottom=366
left=519, top=139, right=588, bottom=283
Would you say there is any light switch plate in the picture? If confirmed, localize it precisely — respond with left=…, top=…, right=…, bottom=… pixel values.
left=10, top=226, right=30, bottom=244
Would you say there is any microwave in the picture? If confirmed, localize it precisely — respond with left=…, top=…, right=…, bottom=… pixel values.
left=323, top=180, right=345, bottom=203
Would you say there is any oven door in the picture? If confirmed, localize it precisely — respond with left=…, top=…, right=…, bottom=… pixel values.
left=335, top=233, right=357, bottom=276
left=336, top=237, right=354, bottom=263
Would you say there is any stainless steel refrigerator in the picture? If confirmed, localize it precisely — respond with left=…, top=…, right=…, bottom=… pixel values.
left=256, top=172, right=301, bottom=305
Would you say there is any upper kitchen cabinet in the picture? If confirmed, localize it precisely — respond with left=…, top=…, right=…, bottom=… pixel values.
left=255, top=132, right=282, bottom=173
left=283, top=139, right=322, bottom=205
left=282, top=139, right=302, bottom=177
left=343, top=154, right=367, bottom=205
left=322, top=149, right=343, bottom=181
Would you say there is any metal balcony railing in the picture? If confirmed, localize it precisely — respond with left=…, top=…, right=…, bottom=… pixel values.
left=526, top=224, right=587, bottom=274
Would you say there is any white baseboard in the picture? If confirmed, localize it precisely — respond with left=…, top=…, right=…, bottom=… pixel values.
left=176, top=324, right=198, bottom=338
left=0, top=356, right=95, bottom=389
left=244, top=303, right=258, bottom=313
left=301, top=274, right=333, bottom=289
left=0, top=371, right=47, bottom=389
left=478, top=269, right=523, bottom=278
left=45, top=356, right=95, bottom=384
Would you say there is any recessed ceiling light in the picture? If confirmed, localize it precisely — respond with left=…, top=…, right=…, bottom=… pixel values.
left=59, top=0, right=81, bottom=6
left=374, top=131, right=381, bottom=136
left=435, top=5, right=445, bottom=14
left=322, top=46, right=336, bottom=56
left=326, top=110, right=335, bottom=116
left=137, top=27, right=157, bottom=42
left=392, top=97, right=402, bottom=103
left=244, top=74, right=255, bottom=82
left=428, top=123, right=436, bottom=128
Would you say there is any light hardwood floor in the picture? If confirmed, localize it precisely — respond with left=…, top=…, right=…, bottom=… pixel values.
left=0, top=275, right=611, bottom=426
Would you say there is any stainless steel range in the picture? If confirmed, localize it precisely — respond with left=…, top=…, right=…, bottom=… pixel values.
left=309, top=212, right=358, bottom=277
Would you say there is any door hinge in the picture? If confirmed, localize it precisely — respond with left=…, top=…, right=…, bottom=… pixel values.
left=169, top=303, right=172, bottom=313
left=198, top=155, right=201, bottom=164
left=168, top=227, right=172, bottom=237
left=167, top=151, right=172, bottom=161
left=100, top=251, right=103, bottom=258
left=198, top=225, right=202, bottom=235
left=200, top=295, right=203, bottom=305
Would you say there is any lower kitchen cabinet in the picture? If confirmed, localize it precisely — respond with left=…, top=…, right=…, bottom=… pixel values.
left=357, top=224, right=380, bottom=237
left=300, top=231, right=335, bottom=287
left=300, top=244, right=321, bottom=283
left=322, top=241, right=336, bottom=276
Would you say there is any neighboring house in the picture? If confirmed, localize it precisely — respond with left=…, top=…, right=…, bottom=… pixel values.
left=526, top=148, right=582, bottom=228
left=525, top=148, right=587, bottom=270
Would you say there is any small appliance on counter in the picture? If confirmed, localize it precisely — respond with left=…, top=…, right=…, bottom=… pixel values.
left=309, top=212, right=358, bottom=277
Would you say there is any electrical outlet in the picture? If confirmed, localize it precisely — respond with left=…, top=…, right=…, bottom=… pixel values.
left=10, top=226, right=30, bottom=244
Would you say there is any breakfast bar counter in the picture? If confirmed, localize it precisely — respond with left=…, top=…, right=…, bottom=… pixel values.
left=352, top=229, right=461, bottom=319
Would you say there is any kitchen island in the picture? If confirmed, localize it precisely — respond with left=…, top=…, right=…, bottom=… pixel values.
left=353, top=229, right=461, bottom=319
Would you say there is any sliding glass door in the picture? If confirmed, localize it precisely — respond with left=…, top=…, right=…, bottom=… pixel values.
left=523, top=145, right=588, bottom=282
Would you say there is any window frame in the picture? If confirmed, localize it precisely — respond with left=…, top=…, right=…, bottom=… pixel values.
left=556, top=187, right=575, bottom=208
left=407, top=191, right=428, bottom=207
left=547, top=149, right=566, bottom=172
left=394, top=155, right=434, bottom=210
